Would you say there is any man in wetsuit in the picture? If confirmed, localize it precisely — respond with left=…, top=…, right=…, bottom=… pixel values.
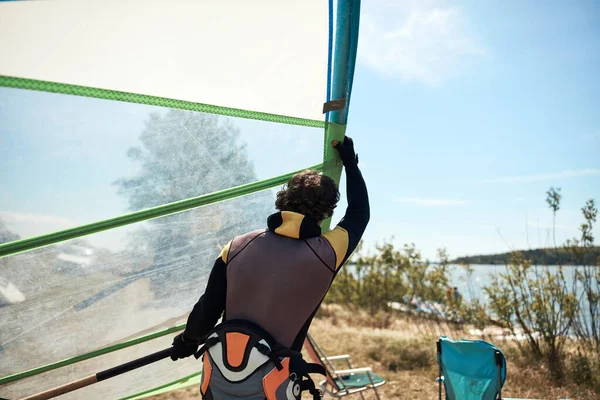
left=170, top=136, right=369, bottom=400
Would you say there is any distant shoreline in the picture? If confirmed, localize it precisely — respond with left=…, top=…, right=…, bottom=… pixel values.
left=451, top=246, right=600, bottom=266
left=452, top=263, right=592, bottom=266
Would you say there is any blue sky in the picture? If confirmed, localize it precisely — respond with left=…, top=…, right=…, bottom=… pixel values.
left=1, top=0, right=599, bottom=260
left=350, top=0, right=600, bottom=259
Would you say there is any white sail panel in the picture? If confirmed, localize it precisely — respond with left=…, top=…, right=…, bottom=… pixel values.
left=0, top=88, right=323, bottom=241
left=0, top=0, right=328, bottom=120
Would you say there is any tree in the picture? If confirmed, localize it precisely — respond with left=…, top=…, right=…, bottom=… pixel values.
left=482, top=188, right=600, bottom=382
left=113, top=110, right=273, bottom=302
left=546, top=187, right=562, bottom=248
left=568, top=199, right=600, bottom=355
left=0, top=218, right=20, bottom=245
left=0, top=218, right=21, bottom=285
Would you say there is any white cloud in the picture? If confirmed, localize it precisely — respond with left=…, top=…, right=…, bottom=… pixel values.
left=0, top=211, right=76, bottom=227
left=482, top=169, right=600, bottom=184
left=358, top=1, right=486, bottom=85
left=395, top=197, right=468, bottom=206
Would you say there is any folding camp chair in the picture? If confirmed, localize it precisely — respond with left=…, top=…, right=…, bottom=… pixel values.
left=436, top=336, right=507, bottom=400
left=436, top=336, right=561, bottom=400
left=304, top=333, right=385, bottom=399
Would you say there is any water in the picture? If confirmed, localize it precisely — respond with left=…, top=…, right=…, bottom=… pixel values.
left=346, top=263, right=598, bottom=333
left=447, top=264, right=588, bottom=304
left=447, top=264, right=599, bottom=334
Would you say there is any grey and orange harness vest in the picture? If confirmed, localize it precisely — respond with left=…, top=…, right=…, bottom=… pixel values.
left=194, top=319, right=325, bottom=399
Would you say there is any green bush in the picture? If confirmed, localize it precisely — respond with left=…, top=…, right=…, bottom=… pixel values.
left=325, top=187, right=598, bottom=394
left=326, top=242, right=451, bottom=314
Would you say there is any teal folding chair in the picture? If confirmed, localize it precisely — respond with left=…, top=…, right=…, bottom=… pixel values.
left=304, top=333, right=385, bottom=399
left=436, top=336, right=507, bottom=400
left=436, top=337, right=572, bottom=400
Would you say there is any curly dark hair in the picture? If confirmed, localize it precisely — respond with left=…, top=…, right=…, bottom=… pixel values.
left=275, top=170, right=340, bottom=222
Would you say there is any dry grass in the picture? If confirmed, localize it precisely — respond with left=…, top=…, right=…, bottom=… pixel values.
left=151, top=304, right=598, bottom=399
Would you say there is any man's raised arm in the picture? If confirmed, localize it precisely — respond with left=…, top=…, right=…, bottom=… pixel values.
left=323, top=136, right=370, bottom=269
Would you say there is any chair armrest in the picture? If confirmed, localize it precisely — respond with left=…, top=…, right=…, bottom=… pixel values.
left=321, top=354, right=350, bottom=361
left=334, top=367, right=372, bottom=375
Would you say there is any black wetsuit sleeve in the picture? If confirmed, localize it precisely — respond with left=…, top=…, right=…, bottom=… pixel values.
left=336, top=163, right=370, bottom=264
left=182, top=257, right=227, bottom=342
left=293, top=164, right=369, bottom=351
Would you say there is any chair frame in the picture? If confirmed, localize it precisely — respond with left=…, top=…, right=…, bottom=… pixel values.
left=306, top=334, right=385, bottom=399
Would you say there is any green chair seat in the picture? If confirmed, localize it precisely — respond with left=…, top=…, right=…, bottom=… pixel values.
left=334, top=372, right=385, bottom=389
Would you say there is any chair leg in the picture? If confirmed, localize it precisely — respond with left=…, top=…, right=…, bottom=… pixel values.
left=372, top=388, right=381, bottom=400
left=497, top=365, right=502, bottom=400
left=366, top=372, right=381, bottom=400
left=438, top=363, right=443, bottom=400
left=495, top=350, right=503, bottom=400
left=437, top=340, right=443, bottom=400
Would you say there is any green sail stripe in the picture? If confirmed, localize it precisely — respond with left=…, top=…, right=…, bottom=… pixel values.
left=0, top=163, right=324, bottom=258
left=0, top=324, right=186, bottom=386
left=320, top=123, right=346, bottom=232
left=0, top=75, right=326, bottom=129
left=118, top=371, right=202, bottom=400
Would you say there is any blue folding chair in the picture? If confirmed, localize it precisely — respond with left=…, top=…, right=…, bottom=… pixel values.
left=436, top=336, right=507, bottom=400
left=436, top=337, right=572, bottom=400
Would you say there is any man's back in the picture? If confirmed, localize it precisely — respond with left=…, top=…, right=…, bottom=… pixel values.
left=169, top=137, right=368, bottom=399
left=225, top=215, right=337, bottom=348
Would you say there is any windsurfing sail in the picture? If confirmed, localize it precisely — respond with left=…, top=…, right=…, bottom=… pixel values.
left=0, top=1, right=361, bottom=398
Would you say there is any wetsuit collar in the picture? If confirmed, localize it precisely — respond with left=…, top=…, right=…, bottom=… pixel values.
left=267, top=211, right=322, bottom=239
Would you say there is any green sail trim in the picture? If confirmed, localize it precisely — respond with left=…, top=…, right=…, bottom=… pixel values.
left=0, top=324, right=186, bottom=386
left=0, top=163, right=324, bottom=258
left=320, top=123, right=346, bottom=232
left=0, top=75, right=326, bottom=129
left=119, top=371, right=202, bottom=400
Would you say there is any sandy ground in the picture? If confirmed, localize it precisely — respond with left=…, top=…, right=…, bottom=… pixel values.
left=149, top=304, right=598, bottom=400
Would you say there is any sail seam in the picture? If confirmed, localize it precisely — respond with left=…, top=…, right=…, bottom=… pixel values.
left=0, top=324, right=186, bottom=385
left=0, top=75, right=326, bottom=128
left=0, top=164, right=324, bottom=258
left=118, top=371, right=202, bottom=400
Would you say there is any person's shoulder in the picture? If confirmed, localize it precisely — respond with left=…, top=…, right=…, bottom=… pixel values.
left=320, top=226, right=350, bottom=270
left=231, top=229, right=267, bottom=250
left=235, top=228, right=266, bottom=242
left=219, top=229, right=266, bottom=263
